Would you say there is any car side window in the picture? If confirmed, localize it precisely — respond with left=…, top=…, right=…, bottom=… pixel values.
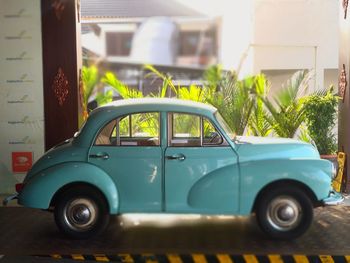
left=95, top=112, right=160, bottom=146
left=202, top=118, right=224, bottom=145
left=168, top=113, right=226, bottom=147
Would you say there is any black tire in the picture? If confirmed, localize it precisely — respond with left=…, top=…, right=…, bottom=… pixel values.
left=54, top=186, right=110, bottom=239
left=256, top=186, right=313, bottom=240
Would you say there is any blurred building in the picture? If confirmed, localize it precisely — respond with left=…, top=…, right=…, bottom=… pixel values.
left=81, top=0, right=218, bottom=98
left=81, top=0, right=339, bottom=97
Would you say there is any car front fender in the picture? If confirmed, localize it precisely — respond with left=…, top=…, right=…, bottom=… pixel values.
left=239, top=159, right=333, bottom=215
left=18, top=162, right=119, bottom=214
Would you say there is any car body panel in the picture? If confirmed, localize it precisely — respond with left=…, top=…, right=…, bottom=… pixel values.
left=164, top=146, right=239, bottom=213
left=88, top=146, right=162, bottom=212
left=18, top=162, right=119, bottom=213
left=238, top=159, right=333, bottom=214
left=23, top=140, right=87, bottom=183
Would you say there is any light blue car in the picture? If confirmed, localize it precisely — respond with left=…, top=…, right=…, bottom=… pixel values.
left=4, top=98, right=343, bottom=239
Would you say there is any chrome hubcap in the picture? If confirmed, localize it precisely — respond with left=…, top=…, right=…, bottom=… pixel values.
left=63, top=198, right=97, bottom=232
left=266, top=196, right=302, bottom=231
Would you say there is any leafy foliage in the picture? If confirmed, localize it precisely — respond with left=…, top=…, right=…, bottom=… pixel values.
left=84, top=65, right=339, bottom=149
left=82, top=65, right=117, bottom=119
left=248, top=74, right=272, bottom=137
left=82, top=66, right=99, bottom=120
left=96, top=90, right=114, bottom=106
left=304, top=87, right=339, bottom=154
left=102, top=72, right=143, bottom=98
left=262, top=70, right=311, bottom=138
left=206, top=71, right=255, bottom=135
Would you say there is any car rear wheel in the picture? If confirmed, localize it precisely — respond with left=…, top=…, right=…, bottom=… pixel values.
left=54, top=186, right=110, bottom=239
left=256, top=187, right=313, bottom=239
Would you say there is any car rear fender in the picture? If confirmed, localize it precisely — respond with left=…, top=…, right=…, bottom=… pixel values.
left=18, top=162, right=119, bottom=214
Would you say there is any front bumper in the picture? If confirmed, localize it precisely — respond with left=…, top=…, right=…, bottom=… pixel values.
left=2, top=194, right=18, bottom=206
left=322, top=191, right=344, bottom=206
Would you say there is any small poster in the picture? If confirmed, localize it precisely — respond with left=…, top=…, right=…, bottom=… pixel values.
left=12, top=152, right=33, bottom=173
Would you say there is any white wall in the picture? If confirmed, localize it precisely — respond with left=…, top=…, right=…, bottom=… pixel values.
left=0, top=0, right=45, bottom=194
left=252, top=0, right=339, bottom=90
left=218, top=0, right=254, bottom=77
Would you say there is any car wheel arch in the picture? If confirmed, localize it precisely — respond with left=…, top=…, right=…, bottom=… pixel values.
left=50, top=182, right=110, bottom=212
left=252, top=179, right=319, bottom=213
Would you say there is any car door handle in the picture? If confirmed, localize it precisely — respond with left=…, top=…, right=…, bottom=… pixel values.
left=165, top=154, right=186, bottom=161
left=89, top=153, right=109, bottom=160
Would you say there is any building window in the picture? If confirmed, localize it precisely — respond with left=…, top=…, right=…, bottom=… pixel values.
left=179, top=31, right=200, bottom=56
left=106, top=32, right=133, bottom=56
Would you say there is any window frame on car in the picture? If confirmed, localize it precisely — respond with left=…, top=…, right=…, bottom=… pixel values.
left=94, top=111, right=161, bottom=147
left=167, top=112, right=228, bottom=147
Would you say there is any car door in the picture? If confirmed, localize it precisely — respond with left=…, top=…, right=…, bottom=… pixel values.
left=89, top=112, right=162, bottom=213
left=164, top=112, right=240, bottom=214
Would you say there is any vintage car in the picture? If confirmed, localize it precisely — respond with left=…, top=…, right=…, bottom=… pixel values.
left=4, top=98, right=343, bottom=239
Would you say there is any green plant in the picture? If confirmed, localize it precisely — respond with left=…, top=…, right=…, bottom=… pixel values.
left=95, top=90, right=114, bottom=106
left=102, top=71, right=143, bottom=98
left=304, top=86, right=339, bottom=154
left=82, top=65, right=99, bottom=120
left=82, top=65, right=119, bottom=120
left=262, top=70, right=311, bottom=138
left=100, top=65, right=268, bottom=136
left=248, top=74, right=272, bottom=137
left=204, top=68, right=256, bottom=135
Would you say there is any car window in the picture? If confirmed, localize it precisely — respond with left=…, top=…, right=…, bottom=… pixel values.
left=215, top=111, right=236, bottom=141
left=202, top=118, right=224, bottom=145
left=168, top=113, right=226, bottom=147
left=95, top=112, right=160, bottom=146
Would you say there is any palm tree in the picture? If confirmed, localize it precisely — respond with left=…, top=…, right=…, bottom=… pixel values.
left=248, top=74, right=272, bottom=137
left=206, top=70, right=255, bottom=135
left=262, top=70, right=312, bottom=138
left=102, top=71, right=143, bottom=99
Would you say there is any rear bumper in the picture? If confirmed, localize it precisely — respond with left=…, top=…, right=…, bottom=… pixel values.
left=2, top=194, right=18, bottom=206
left=322, top=191, right=344, bottom=206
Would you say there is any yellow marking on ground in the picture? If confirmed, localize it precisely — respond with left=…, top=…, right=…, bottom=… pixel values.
left=51, top=254, right=62, bottom=259
left=293, top=255, right=309, bottom=263
left=243, top=254, right=259, bottom=263
left=268, top=255, right=284, bottom=263
left=192, top=254, right=207, bottom=263
left=71, top=254, right=85, bottom=261
left=118, top=254, right=134, bottom=263
left=345, top=256, right=350, bottom=263
left=142, top=253, right=158, bottom=263
left=94, top=254, right=109, bottom=262
left=216, top=254, right=233, bottom=263
left=319, top=255, right=334, bottom=263
left=167, top=254, right=183, bottom=263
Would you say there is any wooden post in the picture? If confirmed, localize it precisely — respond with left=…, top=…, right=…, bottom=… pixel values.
left=41, top=0, right=82, bottom=150
left=339, top=0, right=350, bottom=192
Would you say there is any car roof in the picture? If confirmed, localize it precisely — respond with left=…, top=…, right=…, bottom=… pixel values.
left=97, top=98, right=217, bottom=113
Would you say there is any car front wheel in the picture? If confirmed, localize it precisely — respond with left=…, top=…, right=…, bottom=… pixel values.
left=256, top=187, right=313, bottom=239
left=54, top=186, right=110, bottom=239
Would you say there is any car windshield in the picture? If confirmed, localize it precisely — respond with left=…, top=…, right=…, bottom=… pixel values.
left=215, top=112, right=236, bottom=141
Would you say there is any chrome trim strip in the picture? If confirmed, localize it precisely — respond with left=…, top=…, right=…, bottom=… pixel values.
left=2, top=194, right=18, bottom=206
